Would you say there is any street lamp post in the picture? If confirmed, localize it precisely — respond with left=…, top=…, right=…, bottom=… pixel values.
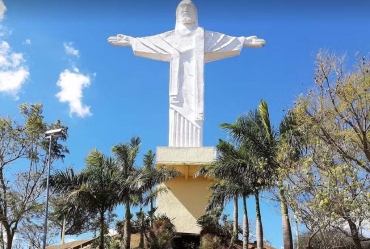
left=43, top=128, right=63, bottom=249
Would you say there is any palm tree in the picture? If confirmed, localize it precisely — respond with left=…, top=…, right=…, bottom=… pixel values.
left=111, top=137, right=144, bottom=249
left=49, top=149, right=119, bottom=249
left=141, top=150, right=180, bottom=227
left=276, top=111, right=304, bottom=249
left=207, top=180, right=250, bottom=248
left=220, top=100, right=278, bottom=249
left=206, top=180, right=240, bottom=247
left=197, top=140, right=254, bottom=249
left=135, top=150, right=180, bottom=248
left=257, top=103, right=303, bottom=249
left=49, top=189, right=93, bottom=239
left=222, top=100, right=301, bottom=249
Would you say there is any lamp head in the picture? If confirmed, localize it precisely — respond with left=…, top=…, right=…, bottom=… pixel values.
left=45, top=128, right=63, bottom=138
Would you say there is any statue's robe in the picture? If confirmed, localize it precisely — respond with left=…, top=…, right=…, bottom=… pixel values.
left=130, top=27, right=244, bottom=147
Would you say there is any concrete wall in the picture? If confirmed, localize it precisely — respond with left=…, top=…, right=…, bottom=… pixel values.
left=156, top=147, right=216, bottom=234
left=156, top=176, right=211, bottom=234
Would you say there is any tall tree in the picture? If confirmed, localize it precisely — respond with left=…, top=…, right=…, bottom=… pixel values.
left=49, top=149, right=119, bottom=249
left=17, top=219, right=59, bottom=249
left=112, top=137, right=143, bottom=249
left=0, top=103, right=68, bottom=249
left=141, top=150, right=180, bottom=228
left=274, top=112, right=303, bottom=249
left=220, top=100, right=280, bottom=249
left=49, top=193, right=95, bottom=240
left=198, top=135, right=258, bottom=249
left=133, top=150, right=180, bottom=248
left=289, top=51, right=370, bottom=248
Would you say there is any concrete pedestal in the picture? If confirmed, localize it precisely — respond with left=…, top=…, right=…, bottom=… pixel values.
left=156, top=147, right=216, bottom=234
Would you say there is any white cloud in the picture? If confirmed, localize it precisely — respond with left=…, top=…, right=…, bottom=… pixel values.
left=24, top=39, right=31, bottom=45
left=64, top=42, right=79, bottom=57
left=0, top=0, right=6, bottom=21
left=55, top=67, right=92, bottom=118
left=0, top=1, right=29, bottom=98
left=0, top=41, right=29, bottom=97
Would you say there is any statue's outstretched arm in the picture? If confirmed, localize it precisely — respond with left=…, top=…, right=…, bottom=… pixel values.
left=107, top=34, right=132, bottom=47
left=243, top=36, right=265, bottom=48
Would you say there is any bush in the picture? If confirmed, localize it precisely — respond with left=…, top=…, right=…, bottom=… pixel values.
left=197, top=212, right=240, bottom=249
left=147, top=215, right=175, bottom=249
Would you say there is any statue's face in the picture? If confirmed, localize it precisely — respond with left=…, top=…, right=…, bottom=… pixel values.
left=177, top=1, right=197, bottom=25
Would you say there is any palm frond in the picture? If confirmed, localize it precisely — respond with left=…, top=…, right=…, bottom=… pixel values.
left=258, top=99, right=274, bottom=143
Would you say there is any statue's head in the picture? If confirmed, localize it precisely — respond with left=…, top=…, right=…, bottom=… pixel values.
left=176, top=0, right=198, bottom=29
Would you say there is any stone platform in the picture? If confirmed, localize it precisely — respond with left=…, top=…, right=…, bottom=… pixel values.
left=156, top=147, right=216, bottom=234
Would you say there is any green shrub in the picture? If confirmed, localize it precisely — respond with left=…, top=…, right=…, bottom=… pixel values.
left=147, top=215, right=175, bottom=249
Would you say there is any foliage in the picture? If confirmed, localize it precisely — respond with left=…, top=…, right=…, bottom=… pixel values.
left=295, top=230, right=370, bottom=249
left=271, top=111, right=303, bottom=249
left=220, top=101, right=278, bottom=188
left=198, top=212, right=237, bottom=238
left=50, top=137, right=179, bottom=249
left=287, top=51, right=370, bottom=248
left=197, top=138, right=252, bottom=248
left=146, top=215, right=176, bottom=249
left=16, top=220, right=59, bottom=249
left=116, top=209, right=150, bottom=248
left=89, top=233, right=121, bottom=249
left=49, top=149, right=119, bottom=249
left=210, top=100, right=298, bottom=249
left=295, top=50, right=370, bottom=173
left=131, top=210, right=150, bottom=235
left=0, top=103, right=68, bottom=249
left=140, top=150, right=180, bottom=227
left=112, top=142, right=180, bottom=249
left=49, top=193, right=95, bottom=236
left=199, top=234, right=228, bottom=249
left=118, top=213, right=178, bottom=249
left=112, top=136, right=143, bottom=249
left=216, top=100, right=281, bottom=249
left=172, top=234, right=200, bottom=249
left=197, top=211, right=241, bottom=249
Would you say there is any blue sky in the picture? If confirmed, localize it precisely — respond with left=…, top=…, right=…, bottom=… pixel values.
left=1, top=0, right=370, bottom=247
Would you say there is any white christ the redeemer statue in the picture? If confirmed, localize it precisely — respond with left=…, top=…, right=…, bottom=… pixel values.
left=108, top=0, right=265, bottom=147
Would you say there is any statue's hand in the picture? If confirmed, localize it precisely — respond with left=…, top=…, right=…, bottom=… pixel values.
left=107, top=34, right=132, bottom=46
left=244, top=36, right=266, bottom=48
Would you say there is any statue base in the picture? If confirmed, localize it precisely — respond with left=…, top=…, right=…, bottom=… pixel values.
left=156, top=147, right=216, bottom=234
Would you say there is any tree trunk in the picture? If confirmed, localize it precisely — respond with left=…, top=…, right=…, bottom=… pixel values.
left=242, top=195, right=249, bottom=249
left=139, top=208, right=144, bottom=248
left=4, top=226, right=12, bottom=249
left=279, top=184, right=293, bottom=249
left=150, top=197, right=154, bottom=229
left=99, top=210, right=105, bottom=249
left=0, top=223, right=4, bottom=249
left=294, top=218, right=299, bottom=249
left=61, top=217, right=66, bottom=244
left=123, top=198, right=132, bottom=249
left=230, top=196, right=238, bottom=246
left=255, top=191, right=263, bottom=249
left=347, top=218, right=363, bottom=249
left=305, top=231, right=317, bottom=249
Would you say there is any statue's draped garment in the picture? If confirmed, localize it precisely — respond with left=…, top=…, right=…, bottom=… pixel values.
left=130, top=27, right=244, bottom=147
